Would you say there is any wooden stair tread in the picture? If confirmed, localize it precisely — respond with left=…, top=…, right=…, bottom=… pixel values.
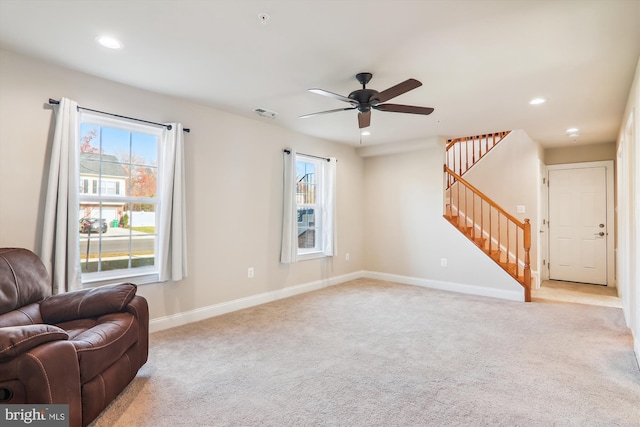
left=469, top=237, right=484, bottom=245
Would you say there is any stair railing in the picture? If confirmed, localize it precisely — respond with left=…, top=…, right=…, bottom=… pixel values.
left=444, top=165, right=531, bottom=301
left=445, top=131, right=511, bottom=188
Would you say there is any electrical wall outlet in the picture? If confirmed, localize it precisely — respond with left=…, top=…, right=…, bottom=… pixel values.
left=247, top=267, right=254, bottom=278
left=345, top=253, right=350, bottom=261
left=440, top=258, right=447, bottom=267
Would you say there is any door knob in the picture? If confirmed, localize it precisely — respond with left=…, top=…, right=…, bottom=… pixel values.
left=594, top=232, right=605, bottom=236
left=599, top=223, right=605, bottom=228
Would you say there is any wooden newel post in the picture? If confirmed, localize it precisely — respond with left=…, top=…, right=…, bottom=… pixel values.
left=523, top=218, right=531, bottom=302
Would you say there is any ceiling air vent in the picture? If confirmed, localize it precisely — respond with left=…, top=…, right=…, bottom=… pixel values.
left=254, top=108, right=277, bottom=119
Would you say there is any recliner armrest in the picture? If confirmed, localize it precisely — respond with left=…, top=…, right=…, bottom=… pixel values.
left=0, top=324, right=68, bottom=362
left=40, top=283, right=137, bottom=324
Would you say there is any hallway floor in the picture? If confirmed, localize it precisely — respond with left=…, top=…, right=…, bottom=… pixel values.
left=532, top=280, right=622, bottom=308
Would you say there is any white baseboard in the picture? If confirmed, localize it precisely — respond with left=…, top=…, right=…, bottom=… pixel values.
left=150, top=269, right=527, bottom=333
left=532, top=270, right=540, bottom=289
left=363, top=271, right=524, bottom=302
left=149, top=271, right=362, bottom=333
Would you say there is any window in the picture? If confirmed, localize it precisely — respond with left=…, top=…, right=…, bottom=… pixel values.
left=78, top=112, right=161, bottom=283
left=281, top=149, right=335, bottom=264
left=296, top=156, right=323, bottom=254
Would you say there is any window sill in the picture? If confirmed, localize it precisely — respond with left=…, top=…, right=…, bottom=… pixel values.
left=297, top=251, right=327, bottom=261
left=82, top=271, right=159, bottom=288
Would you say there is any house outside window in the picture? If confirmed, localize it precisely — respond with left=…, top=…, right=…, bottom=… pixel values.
left=78, top=113, right=161, bottom=284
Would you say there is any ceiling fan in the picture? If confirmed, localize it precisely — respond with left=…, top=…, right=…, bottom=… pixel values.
left=300, top=72, right=434, bottom=129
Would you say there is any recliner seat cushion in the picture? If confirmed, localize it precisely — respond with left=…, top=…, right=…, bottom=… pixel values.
left=56, top=312, right=139, bottom=384
left=0, top=303, right=44, bottom=328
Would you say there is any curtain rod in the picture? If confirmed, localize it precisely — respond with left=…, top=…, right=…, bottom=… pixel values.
left=48, top=98, right=190, bottom=133
left=283, top=149, right=332, bottom=162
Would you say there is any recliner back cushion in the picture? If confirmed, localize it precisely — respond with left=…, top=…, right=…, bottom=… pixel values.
left=0, top=248, right=51, bottom=315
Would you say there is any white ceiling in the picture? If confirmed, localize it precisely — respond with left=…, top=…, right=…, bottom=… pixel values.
left=1, top=0, right=639, bottom=148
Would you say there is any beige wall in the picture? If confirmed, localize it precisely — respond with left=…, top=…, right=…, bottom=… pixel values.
left=544, top=142, right=616, bottom=165
left=362, top=141, right=523, bottom=297
left=0, top=48, right=365, bottom=322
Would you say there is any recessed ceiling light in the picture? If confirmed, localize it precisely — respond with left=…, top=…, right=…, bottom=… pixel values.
left=566, top=127, right=579, bottom=133
left=569, top=133, right=579, bottom=138
left=96, top=36, right=123, bottom=49
left=529, top=97, right=546, bottom=105
left=361, top=131, right=370, bottom=136
left=254, top=108, right=277, bottom=119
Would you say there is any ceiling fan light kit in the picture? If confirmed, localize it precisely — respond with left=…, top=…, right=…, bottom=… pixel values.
left=301, top=72, right=434, bottom=129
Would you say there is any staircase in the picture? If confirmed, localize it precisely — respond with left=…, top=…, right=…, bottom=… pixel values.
left=443, top=131, right=532, bottom=302
left=445, top=131, right=511, bottom=186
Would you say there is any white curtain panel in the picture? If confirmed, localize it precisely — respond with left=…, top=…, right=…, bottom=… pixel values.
left=322, top=158, right=337, bottom=256
left=159, top=123, right=188, bottom=282
left=41, top=97, right=82, bottom=294
left=280, top=149, right=298, bottom=263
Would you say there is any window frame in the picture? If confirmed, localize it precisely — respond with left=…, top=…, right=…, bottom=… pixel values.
left=78, top=112, right=163, bottom=286
left=295, top=154, right=326, bottom=260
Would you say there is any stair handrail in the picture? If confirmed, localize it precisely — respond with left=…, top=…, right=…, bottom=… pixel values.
left=445, top=131, right=511, bottom=186
left=444, top=166, right=525, bottom=227
left=445, top=130, right=511, bottom=150
left=444, top=165, right=531, bottom=301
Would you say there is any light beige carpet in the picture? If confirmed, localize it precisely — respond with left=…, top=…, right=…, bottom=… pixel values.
left=91, top=279, right=640, bottom=426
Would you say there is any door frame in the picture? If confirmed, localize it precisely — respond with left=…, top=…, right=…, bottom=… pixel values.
left=538, top=159, right=549, bottom=286
left=545, top=160, right=615, bottom=287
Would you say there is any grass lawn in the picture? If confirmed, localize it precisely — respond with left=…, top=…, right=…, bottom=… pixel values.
left=131, top=226, right=155, bottom=234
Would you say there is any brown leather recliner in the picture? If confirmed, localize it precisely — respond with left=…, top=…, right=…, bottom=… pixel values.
left=0, top=248, right=149, bottom=427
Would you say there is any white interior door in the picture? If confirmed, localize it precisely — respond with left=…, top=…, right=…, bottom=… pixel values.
left=548, top=167, right=607, bottom=285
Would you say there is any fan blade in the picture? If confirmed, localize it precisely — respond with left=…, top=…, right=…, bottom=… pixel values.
left=373, top=104, right=434, bottom=115
left=299, top=107, right=356, bottom=119
left=358, top=110, right=371, bottom=128
left=372, top=79, right=422, bottom=103
left=308, top=88, right=357, bottom=105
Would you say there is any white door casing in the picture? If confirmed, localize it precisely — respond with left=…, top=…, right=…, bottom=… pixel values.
left=538, top=160, right=549, bottom=284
